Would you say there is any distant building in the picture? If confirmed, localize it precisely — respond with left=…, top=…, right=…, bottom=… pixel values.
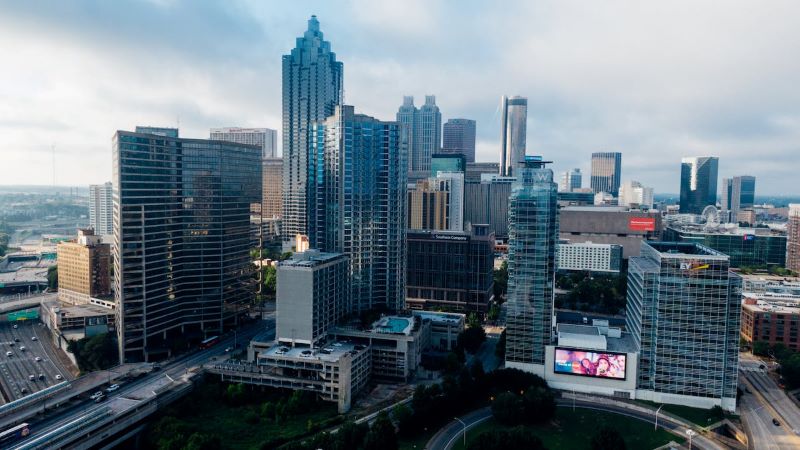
left=559, top=168, right=582, bottom=192
left=556, top=190, right=594, bottom=207
left=431, top=153, right=466, bottom=176
left=398, top=95, right=441, bottom=181
left=558, top=206, right=662, bottom=258
left=406, top=226, right=495, bottom=313
left=442, top=118, right=476, bottom=163
left=740, top=293, right=800, bottom=351
left=558, top=242, right=622, bottom=273
left=663, top=224, right=787, bottom=268
left=679, top=156, right=719, bottom=214
left=465, top=162, right=500, bottom=182
left=134, top=126, right=178, bottom=138
left=464, top=175, right=514, bottom=239
left=505, top=157, right=558, bottom=376
left=590, top=152, right=622, bottom=197
left=627, top=242, right=740, bottom=411
left=618, top=180, right=654, bottom=209
left=740, top=274, right=800, bottom=296
left=88, top=182, right=113, bottom=236
left=56, top=228, right=110, bottom=305
left=721, top=175, right=755, bottom=217
left=408, top=174, right=464, bottom=232
left=788, top=204, right=800, bottom=273
left=210, top=127, right=277, bottom=159
left=260, top=158, right=283, bottom=219
left=500, top=96, right=528, bottom=177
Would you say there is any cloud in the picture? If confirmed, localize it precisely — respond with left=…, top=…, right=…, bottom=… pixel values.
left=0, top=0, right=798, bottom=195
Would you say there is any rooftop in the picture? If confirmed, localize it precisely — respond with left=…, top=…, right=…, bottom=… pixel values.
left=259, top=340, right=367, bottom=363
left=412, top=310, right=465, bottom=326
left=646, top=241, right=728, bottom=258
left=667, top=223, right=786, bottom=237
left=280, top=250, right=346, bottom=268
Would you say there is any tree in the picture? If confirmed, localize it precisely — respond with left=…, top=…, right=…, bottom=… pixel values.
left=522, top=385, right=556, bottom=424
left=495, top=330, right=506, bottom=359
left=780, top=352, right=800, bottom=389
left=458, top=325, right=487, bottom=354
left=493, top=261, right=508, bottom=301
left=590, top=426, right=627, bottom=450
left=67, top=332, right=118, bottom=372
left=752, top=341, right=769, bottom=356
left=363, top=411, right=397, bottom=450
left=263, top=265, right=277, bottom=295
left=185, top=433, right=222, bottom=450
left=491, top=392, right=524, bottom=425
left=47, top=265, right=58, bottom=290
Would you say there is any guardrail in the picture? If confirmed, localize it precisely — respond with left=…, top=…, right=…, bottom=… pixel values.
left=0, top=381, right=70, bottom=418
left=13, top=406, right=113, bottom=450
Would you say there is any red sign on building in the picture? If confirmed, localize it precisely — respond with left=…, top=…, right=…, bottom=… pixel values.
left=628, top=217, right=656, bottom=232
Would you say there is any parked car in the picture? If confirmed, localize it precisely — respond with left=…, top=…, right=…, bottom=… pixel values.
left=35, top=357, right=42, bottom=362
left=19, top=346, right=25, bottom=352
left=5, top=351, right=11, bottom=357
left=13, top=324, right=18, bottom=329
left=13, top=338, right=19, bottom=342
left=773, top=418, right=781, bottom=426
left=38, top=374, right=44, bottom=380
left=28, top=375, right=34, bottom=381
left=31, top=336, right=38, bottom=341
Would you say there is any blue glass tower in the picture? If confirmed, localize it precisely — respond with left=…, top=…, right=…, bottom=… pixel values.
left=504, top=156, right=559, bottom=375
left=310, top=105, right=407, bottom=313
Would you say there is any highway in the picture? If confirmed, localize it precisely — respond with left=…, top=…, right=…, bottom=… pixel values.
left=739, top=353, right=800, bottom=449
left=9, top=316, right=274, bottom=448
left=0, top=321, right=71, bottom=402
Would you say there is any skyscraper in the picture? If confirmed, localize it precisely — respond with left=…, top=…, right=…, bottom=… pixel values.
left=721, top=175, right=755, bottom=216
left=558, top=168, right=582, bottom=192
left=282, top=16, right=343, bottom=247
left=788, top=204, right=800, bottom=274
left=500, top=96, right=528, bottom=177
left=261, top=158, right=283, bottom=219
left=626, top=242, right=741, bottom=411
left=504, top=156, right=558, bottom=375
left=442, top=118, right=476, bottom=163
left=210, top=127, right=278, bottom=159
left=113, top=130, right=261, bottom=362
left=679, top=156, right=719, bottom=214
left=619, top=180, right=654, bottom=209
left=89, top=182, right=113, bottom=236
left=310, top=105, right=407, bottom=313
left=590, top=152, right=622, bottom=196
left=407, top=173, right=464, bottom=232
left=397, top=95, right=441, bottom=180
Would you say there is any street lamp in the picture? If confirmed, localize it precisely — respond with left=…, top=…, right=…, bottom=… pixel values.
left=686, top=429, right=696, bottom=450
left=654, top=404, right=664, bottom=431
left=454, top=417, right=467, bottom=448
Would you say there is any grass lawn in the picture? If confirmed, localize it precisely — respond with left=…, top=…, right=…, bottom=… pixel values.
left=637, top=400, right=727, bottom=427
left=398, top=429, right=437, bottom=450
left=454, top=406, right=680, bottom=450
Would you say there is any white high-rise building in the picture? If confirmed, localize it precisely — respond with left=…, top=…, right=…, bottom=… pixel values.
left=89, top=182, right=113, bottom=236
left=619, top=180, right=654, bottom=209
left=210, top=127, right=278, bottom=159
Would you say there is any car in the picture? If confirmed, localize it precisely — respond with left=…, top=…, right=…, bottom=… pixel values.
left=55, top=374, right=63, bottom=380
left=14, top=338, right=19, bottom=342
left=31, top=336, right=37, bottom=341
left=28, top=375, right=35, bottom=381
left=20, top=388, right=27, bottom=394
left=19, top=346, right=25, bottom=352
left=13, top=324, right=18, bottom=329
left=773, top=418, right=781, bottom=426
left=5, top=351, right=11, bottom=357
left=8, top=342, right=14, bottom=347
left=152, top=364, right=161, bottom=371
left=90, top=391, right=104, bottom=400
left=38, top=374, right=44, bottom=380
left=94, top=394, right=105, bottom=403
left=760, top=364, right=766, bottom=370
left=225, top=347, right=233, bottom=353
left=105, top=384, right=120, bottom=393
left=35, top=357, right=41, bottom=362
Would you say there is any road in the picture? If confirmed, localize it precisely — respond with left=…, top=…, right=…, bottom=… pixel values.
left=739, top=353, right=800, bottom=449
left=426, top=397, right=724, bottom=450
left=10, top=316, right=274, bottom=448
left=0, top=321, right=70, bottom=402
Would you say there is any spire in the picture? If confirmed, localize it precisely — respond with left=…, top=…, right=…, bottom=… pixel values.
left=308, top=15, right=320, bottom=32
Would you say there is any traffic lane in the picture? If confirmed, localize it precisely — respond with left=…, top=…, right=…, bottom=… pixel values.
left=737, top=393, right=780, bottom=450
left=744, top=370, right=800, bottom=432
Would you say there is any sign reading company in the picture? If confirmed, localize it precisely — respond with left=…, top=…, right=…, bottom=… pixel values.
left=432, top=234, right=468, bottom=242
left=628, top=217, right=656, bottom=232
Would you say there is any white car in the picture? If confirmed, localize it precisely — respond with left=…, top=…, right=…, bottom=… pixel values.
left=13, top=324, right=18, bottom=329
left=31, top=336, right=38, bottom=341
left=35, top=357, right=42, bottom=362
left=90, top=391, right=103, bottom=400
left=105, top=384, right=120, bottom=393
left=5, top=351, right=11, bottom=357
left=19, top=346, right=25, bottom=352
left=55, top=374, right=63, bottom=380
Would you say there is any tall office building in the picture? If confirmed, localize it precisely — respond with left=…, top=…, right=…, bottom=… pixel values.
left=310, top=105, right=406, bottom=313
left=442, top=118, right=476, bottom=162
left=626, top=242, right=741, bottom=411
left=590, top=152, right=622, bottom=197
left=505, top=156, right=558, bottom=375
left=282, top=16, right=343, bottom=246
left=559, top=168, right=582, bottom=192
left=56, top=228, right=111, bottom=305
left=397, top=96, right=442, bottom=180
left=464, top=175, right=515, bottom=238
left=500, top=96, right=528, bottom=177
left=431, top=153, right=466, bottom=176
left=134, top=126, right=178, bottom=138
left=408, top=173, right=464, bottom=231
left=113, top=130, right=261, bottom=362
left=465, top=162, right=500, bottom=182
left=721, top=175, right=755, bottom=216
left=679, top=156, right=719, bottom=214
left=788, top=204, right=800, bottom=274
left=618, top=180, right=654, bottom=209
left=88, top=182, right=113, bottom=236
left=210, top=127, right=278, bottom=159
left=260, top=158, right=283, bottom=219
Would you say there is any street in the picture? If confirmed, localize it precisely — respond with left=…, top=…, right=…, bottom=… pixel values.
left=739, top=353, right=800, bottom=449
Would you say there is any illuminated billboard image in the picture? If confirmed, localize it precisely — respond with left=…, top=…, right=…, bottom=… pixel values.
left=628, top=217, right=655, bottom=232
left=554, top=348, right=626, bottom=380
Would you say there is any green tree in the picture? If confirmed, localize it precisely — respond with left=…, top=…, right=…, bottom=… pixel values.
left=493, top=261, right=508, bottom=301
left=752, top=341, right=769, bottom=356
left=263, top=265, right=277, bottom=295
left=590, top=426, right=627, bottom=450
left=522, top=385, right=556, bottom=424
left=363, top=411, right=397, bottom=450
left=185, top=433, right=222, bottom=450
left=491, top=392, right=524, bottom=425
left=47, top=265, right=58, bottom=290
left=67, top=332, right=118, bottom=372
left=458, top=324, right=487, bottom=354
left=780, top=352, right=800, bottom=389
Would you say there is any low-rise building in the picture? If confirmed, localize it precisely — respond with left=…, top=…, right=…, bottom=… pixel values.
left=664, top=224, right=787, bottom=268
left=41, top=300, right=115, bottom=340
left=557, top=242, right=622, bottom=273
left=558, top=206, right=662, bottom=258
left=740, top=293, right=800, bottom=351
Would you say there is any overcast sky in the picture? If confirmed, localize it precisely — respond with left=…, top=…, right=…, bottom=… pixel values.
left=1, top=0, right=798, bottom=195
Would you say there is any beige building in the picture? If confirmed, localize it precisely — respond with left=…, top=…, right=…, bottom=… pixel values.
left=261, top=158, right=282, bottom=219
left=408, top=179, right=449, bottom=230
left=788, top=204, right=800, bottom=274
left=56, top=229, right=111, bottom=305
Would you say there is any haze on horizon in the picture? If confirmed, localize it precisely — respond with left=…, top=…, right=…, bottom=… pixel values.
left=0, top=0, right=798, bottom=195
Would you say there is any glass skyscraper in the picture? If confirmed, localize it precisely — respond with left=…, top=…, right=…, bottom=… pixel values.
left=679, top=156, right=719, bottom=214
left=721, top=175, right=755, bottom=216
left=282, top=16, right=343, bottom=246
left=113, top=130, right=261, bottom=362
left=626, top=242, right=741, bottom=411
left=500, top=96, right=528, bottom=177
left=310, top=105, right=407, bottom=313
left=442, top=118, right=476, bottom=163
left=590, top=152, right=622, bottom=196
left=504, top=156, right=558, bottom=375
left=397, top=95, right=441, bottom=180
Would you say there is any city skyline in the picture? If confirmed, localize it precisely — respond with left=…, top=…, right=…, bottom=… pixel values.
left=1, top=2, right=799, bottom=194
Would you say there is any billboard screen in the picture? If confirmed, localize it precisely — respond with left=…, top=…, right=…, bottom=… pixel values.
left=628, top=217, right=656, bottom=232
left=554, top=347, right=627, bottom=380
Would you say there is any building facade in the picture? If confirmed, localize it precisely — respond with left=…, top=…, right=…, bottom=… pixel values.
left=721, top=175, right=755, bottom=217
left=88, top=182, right=113, bottom=236
left=260, top=158, right=283, bottom=219
left=787, top=204, right=800, bottom=273
left=679, top=156, right=719, bottom=214
left=500, top=96, right=528, bottom=177
left=464, top=175, right=514, bottom=239
left=505, top=157, right=558, bottom=375
left=397, top=95, right=441, bottom=181
left=282, top=15, right=343, bottom=246
left=134, top=126, right=178, bottom=138
left=465, top=162, right=500, bottom=182
left=113, top=130, right=261, bottom=362
left=740, top=293, right=800, bottom=351
left=431, top=153, right=466, bottom=176
left=559, top=206, right=662, bottom=258
left=56, top=228, right=111, bottom=305
left=442, top=118, right=476, bottom=162
left=407, top=174, right=464, bottom=231
left=406, top=226, right=495, bottom=313
left=626, top=242, right=741, bottom=411
left=557, top=242, right=622, bottom=273
left=618, top=180, right=654, bottom=209
left=590, top=152, right=622, bottom=197
left=664, top=225, right=787, bottom=268
left=210, top=127, right=278, bottom=159
left=559, top=168, right=582, bottom=192
left=310, top=105, right=407, bottom=313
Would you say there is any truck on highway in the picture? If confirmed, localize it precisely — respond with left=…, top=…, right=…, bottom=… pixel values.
left=0, top=423, right=31, bottom=447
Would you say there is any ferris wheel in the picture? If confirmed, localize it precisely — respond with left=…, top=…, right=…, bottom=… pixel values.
left=702, top=205, right=720, bottom=230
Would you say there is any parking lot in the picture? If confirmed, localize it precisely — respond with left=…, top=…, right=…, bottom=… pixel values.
left=0, top=321, right=72, bottom=402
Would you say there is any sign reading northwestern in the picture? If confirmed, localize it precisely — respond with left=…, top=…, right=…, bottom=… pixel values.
left=628, top=217, right=656, bottom=232
left=432, top=234, right=468, bottom=241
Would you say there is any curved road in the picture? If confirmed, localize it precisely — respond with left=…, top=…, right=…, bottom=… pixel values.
left=426, top=398, right=724, bottom=450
